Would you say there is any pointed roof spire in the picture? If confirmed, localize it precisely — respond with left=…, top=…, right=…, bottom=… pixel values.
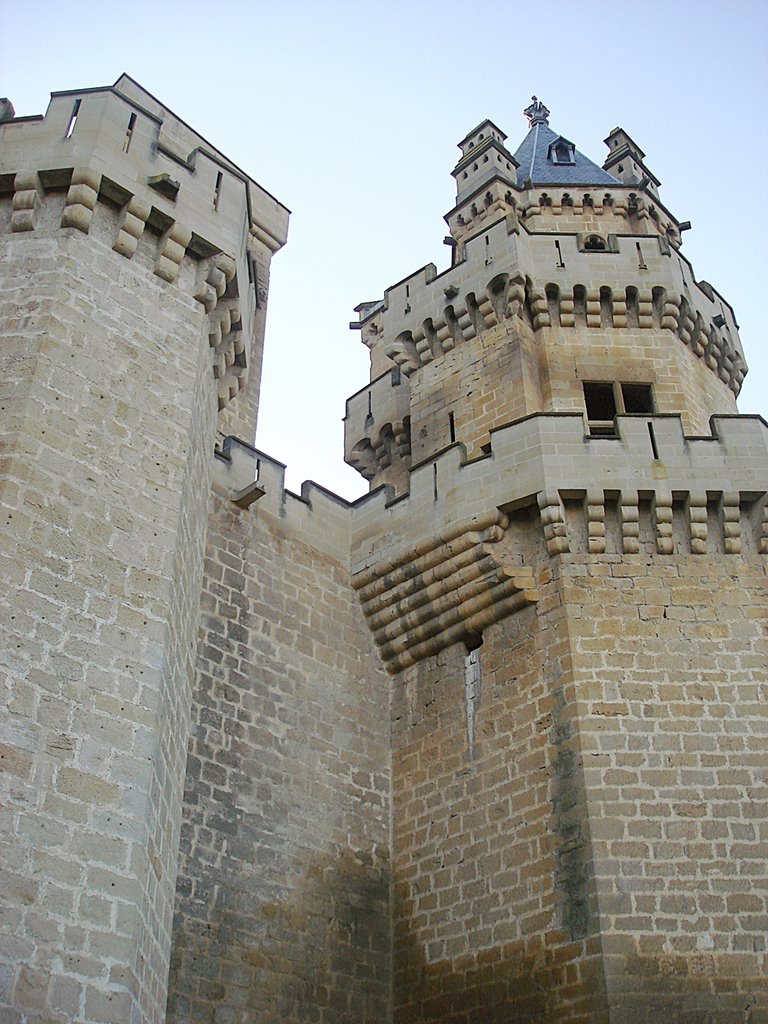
left=512, top=97, right=620, bottom=188
left=524, top=96, right=550, bottom=127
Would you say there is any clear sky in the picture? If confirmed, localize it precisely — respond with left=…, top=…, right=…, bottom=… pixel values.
left=3, top=0, right=766, bottom=498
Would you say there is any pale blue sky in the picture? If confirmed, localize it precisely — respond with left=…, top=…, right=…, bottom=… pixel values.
left=3, top=0, right=766, bottom=497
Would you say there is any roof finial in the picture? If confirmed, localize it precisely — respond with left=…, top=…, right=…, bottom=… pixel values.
left=524, top=96, right=550, bottom=127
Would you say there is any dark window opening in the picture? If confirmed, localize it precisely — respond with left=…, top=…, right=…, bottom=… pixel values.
left=583, top=381, right=655, bottom=436
left=123, top=112, right=136, bottom=153
left=465, top=631, right=484, bottom=653
left=584, top=382, right=616, bottom=424
left=621, top=383, right=654, bottom=414
left=551, top=141, right=575, bottom=165
left=584, top=234, right=607, bottom=251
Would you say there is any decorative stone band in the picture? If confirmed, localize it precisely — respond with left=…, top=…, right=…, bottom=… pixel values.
left=519, top=188, right=678, bottom=242
left=451, top=189, right=680, bottom=251
left=384, top=274, right=526, bottom=376
left=351, top=510, right=538, bottom=674
left=553, top=488, right=761, bottom=558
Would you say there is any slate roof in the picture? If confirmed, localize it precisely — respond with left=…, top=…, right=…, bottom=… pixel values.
left=513, top=121, right=620, bottom=188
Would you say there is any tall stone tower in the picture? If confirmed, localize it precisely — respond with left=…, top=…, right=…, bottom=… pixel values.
left=342, top=97, right=768, bottom=1021
left=0, top=77, right=287, bottom=1022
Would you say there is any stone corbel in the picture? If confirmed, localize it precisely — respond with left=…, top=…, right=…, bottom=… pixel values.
left=586, top=490, right=606, bottom=554
left=619, top=492, right=640, bottom=554
left=759, top=503, right=768, bottom=556
left=61, top=168, right=101, bottom=233
left=653, top=491, right=674, bottom=555
left=155, top=222, right=192, bottom=283
left=11, top=172, right=43, bottom=232
left=721, top=492, right=741, bottom=555
left=687, top=493, right=708, bottom=555
left=353, top=511, right=538, bottom=674
left=113, top=196, right=150, bottom=258
left=538, top=491, right=569, bottom=555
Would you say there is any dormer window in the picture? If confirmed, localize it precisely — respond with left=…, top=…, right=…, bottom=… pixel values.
left=549, top=136, right=576, bottom=165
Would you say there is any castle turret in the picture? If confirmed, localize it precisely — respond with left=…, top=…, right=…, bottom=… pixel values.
left=343, top=100, right=767, bottom=1023
left=345, top=99, right=745, bottom=494
left=0, top=77, right=287, bottom=1023
left=603, top=125, right=662, bottom=199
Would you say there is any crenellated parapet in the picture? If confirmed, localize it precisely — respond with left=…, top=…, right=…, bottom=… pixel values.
left=352, top=409, right=766, bottom=577
left=447, top=184, right=683, bottom=252
left=0, top=75, right=289, bottom=411
left=219, top=409, right=767, bottom=675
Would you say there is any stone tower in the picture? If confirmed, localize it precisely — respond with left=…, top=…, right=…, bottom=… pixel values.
left=1, top=80, right=767, bottom=1024
left=0, top=77, right=288, bottom=1022
left=341, top=97, right=768, bottom=1021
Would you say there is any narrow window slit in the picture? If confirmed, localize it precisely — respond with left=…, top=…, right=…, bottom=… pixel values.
left=213, top=171, right=223, bottom=210
left=647, top=422, right=659, bottom=460
left=123, top=112, right=136, bottom=153
left=65, top=99, right=81, bottom=139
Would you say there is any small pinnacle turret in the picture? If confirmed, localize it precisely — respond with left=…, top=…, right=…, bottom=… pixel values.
left=603, top=126, right=662, bottom=198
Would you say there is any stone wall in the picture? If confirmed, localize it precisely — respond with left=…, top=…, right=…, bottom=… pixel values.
left=0, top=197, right=216, bottom=1022
left=390, top=512, right=608, bottom=1023
left=561, top=536, right=768, bottom=1022
left=408, top=320, right=540, bottom=465
left=386, top=494, right=767, bottom=1022
left=166, top=450, right=392, bottom=1023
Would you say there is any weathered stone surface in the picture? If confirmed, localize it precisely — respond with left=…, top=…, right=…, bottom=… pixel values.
left=1, top=79, right=765, bottom=1024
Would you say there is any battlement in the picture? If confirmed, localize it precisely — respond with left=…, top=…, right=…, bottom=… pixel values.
left=213, top=435, right=353, bottom=560
left=351, top=412, right=768, bottom=566
left=0, top=75, right=289, bottom=410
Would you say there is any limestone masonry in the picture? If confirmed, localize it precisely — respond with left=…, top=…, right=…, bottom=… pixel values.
left=0, top=81, right=766, bottom=1024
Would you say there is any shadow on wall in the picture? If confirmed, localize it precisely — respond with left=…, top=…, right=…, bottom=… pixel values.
left=167, top=845, right=391, bottom=1023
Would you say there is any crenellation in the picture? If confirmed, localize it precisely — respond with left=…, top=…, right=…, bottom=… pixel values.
left=0, top=75, right=288, bottom=420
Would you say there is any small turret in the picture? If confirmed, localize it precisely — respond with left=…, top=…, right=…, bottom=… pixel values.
left=603, top=126, right=661, bottom=199
left=452, top=118, right=518, bottom=204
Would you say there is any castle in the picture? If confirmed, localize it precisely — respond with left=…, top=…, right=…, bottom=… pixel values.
left=1, top=77, right=766, bottom=1024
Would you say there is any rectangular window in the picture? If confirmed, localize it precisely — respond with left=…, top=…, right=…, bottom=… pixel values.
left=583, top=382, right=617, bottom=435
left=583, top=381, right=654, bottom=436
left=621, top=382, right=654, bottom=414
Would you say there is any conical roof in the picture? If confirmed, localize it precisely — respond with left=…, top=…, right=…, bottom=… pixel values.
left=513, top=100, right=619, bottom=188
